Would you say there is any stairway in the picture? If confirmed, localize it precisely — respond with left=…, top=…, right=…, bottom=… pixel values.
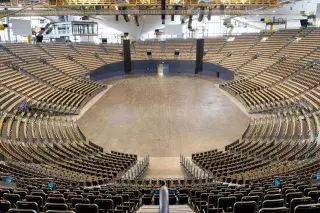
left=137, top=205, right=194, bottom=213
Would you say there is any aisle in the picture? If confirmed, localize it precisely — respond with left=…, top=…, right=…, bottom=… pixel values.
left=145, top=157, right=184, bottom=178
left=137, top=205, right=194, bottom=213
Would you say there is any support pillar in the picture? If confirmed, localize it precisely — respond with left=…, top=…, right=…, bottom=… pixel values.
left=5, top=16, right=10, bottom=42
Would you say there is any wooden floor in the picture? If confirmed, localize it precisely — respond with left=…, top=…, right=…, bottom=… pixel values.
left=78, top=74, right=250, bottom=159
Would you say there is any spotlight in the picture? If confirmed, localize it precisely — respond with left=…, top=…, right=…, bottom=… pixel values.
left=198, top=6, right=204, bottom=22
left=134, top=15, right=139, bottom=26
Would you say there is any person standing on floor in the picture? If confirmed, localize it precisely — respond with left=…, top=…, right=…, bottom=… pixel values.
left=159, top=181, right=169, bottom=213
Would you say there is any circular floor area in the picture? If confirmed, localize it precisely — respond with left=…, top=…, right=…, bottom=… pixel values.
left=78, top=74, right=250, bottom=157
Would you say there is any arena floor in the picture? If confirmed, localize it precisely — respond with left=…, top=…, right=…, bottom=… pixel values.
left=78, top=74, right=250, bottom=161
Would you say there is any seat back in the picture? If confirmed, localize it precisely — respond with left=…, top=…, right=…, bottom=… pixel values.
left=4, top=193, right=21, bottom=207
left=47, top=198, right=66, bottom=204
left=45, top=203, right=68, bottom=211
left=87, top=195, right=102, bottom=204
left=80, top=193, right=93, bottom=199
left=17, top=201, right=39, bottom=213
left=8, top=209, right=37, bottom=213
left=94, top=199, right=113, bottom=212
left=229, top=193, right=244, bottom=202
left=289, top=197, right=312, bottom=213
left=48, top=194, right=64, bottom=198
left=258, top=207, right=288, bottom=213
left=71, top=198, right=90, bottom=209
left=294, top=204, right=320, bottom=213
left=30, top=192, right=46, bottom=201
left=262, top=199, right=284, bottom=208
left=285, top=192, right=302, bottom=206
left=242, top=195, right=260, bottom=205
left=0, top=200, right=11, bottom=213
left=46, top=211, right=75, bottom=213
left=74, top=204, right=98, bottom=213
left=217, top=197, right=236, bottom=212
left=109, top=196, right=123, bottom=207
left=233, top=201, right=256, bottom=213
left=208, top=194, right=222, bottom=207
left=264, top=194, right=282, bottom=200
left=303, top=188, right=317, bottom=197
left=14, top=191, right=27, bottom=200
left=67, top=195, right=83, bottom=204
left=307, top=191, right=320, bottom=203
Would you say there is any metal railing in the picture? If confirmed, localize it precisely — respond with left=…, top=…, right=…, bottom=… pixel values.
left=122, top=154, right=149, bottom=179
left=180, top=154, right=210, bottom=179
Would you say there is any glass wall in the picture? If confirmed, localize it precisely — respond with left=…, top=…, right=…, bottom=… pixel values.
left=141, top=16, right=260, bottom=40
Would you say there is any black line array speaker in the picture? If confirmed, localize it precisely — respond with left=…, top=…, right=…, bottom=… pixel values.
left=123, top=39, right=131, bottom=74
left=161, top=0, right=165, bottom=24
left=195, top=39, right=204, bottom=74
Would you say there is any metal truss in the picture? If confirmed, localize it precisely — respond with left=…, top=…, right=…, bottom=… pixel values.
left=0, top=7, right=299, bottom=17
left=47, top=0, right=278, bottom=7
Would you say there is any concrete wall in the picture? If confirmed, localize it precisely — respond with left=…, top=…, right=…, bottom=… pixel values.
left=90, top=60, right=234, bottom=81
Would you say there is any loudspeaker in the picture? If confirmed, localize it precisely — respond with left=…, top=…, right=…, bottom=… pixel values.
left=217, top=72, right=220, bottom=78
left=82, top=16, right=89, bottom=20
left=134, top=15, right=139, bottom=26
left=36, top=35, right=43, bottom=43
left=147, top=50, right=152, bottom=56
left=116, top=15, right=119, bottom=21
left=174, top=49, right=180, bottom=56
left=195, top=39, right=204, bottom=74
left=123, top=39, right=131, bottom=74
left=161, top=0, right=165, bottom=24
left=300, top=19, right=308, bottom=27
left=102, top=38, right=107, bottom=43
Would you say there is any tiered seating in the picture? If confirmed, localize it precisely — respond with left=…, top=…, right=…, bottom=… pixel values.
left=102, top=44, right=124, bottom=62
left=72, top=43, right=120, bottom=64
left=221, top=28, right=320, bottom=113
left=118, top=177, right=320, bottom=213
left=0, top=43, right=136, bottom=190
left=247, top=29, right=299, bottom=56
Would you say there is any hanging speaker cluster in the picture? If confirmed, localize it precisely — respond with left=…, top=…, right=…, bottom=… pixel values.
left=161, top=0, right=165, bottom=24
left=198, top=6, right=204, bottom=22
left=134, top=15, right=139, bottom=26
left=121, top=7, right=130, bottom=22
left=207, top=7, right=212, bottom=21
left=188, top=15, right=193, bottom=30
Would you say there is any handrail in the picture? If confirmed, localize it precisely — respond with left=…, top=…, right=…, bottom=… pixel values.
left=121, top=154, right=149, bottom=179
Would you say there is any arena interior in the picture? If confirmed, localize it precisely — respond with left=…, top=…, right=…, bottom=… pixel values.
left=1, top=0, right=320, bottom=212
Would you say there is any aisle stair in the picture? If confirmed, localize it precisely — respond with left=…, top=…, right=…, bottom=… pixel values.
left=137, top=205, right=194, bottom=213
